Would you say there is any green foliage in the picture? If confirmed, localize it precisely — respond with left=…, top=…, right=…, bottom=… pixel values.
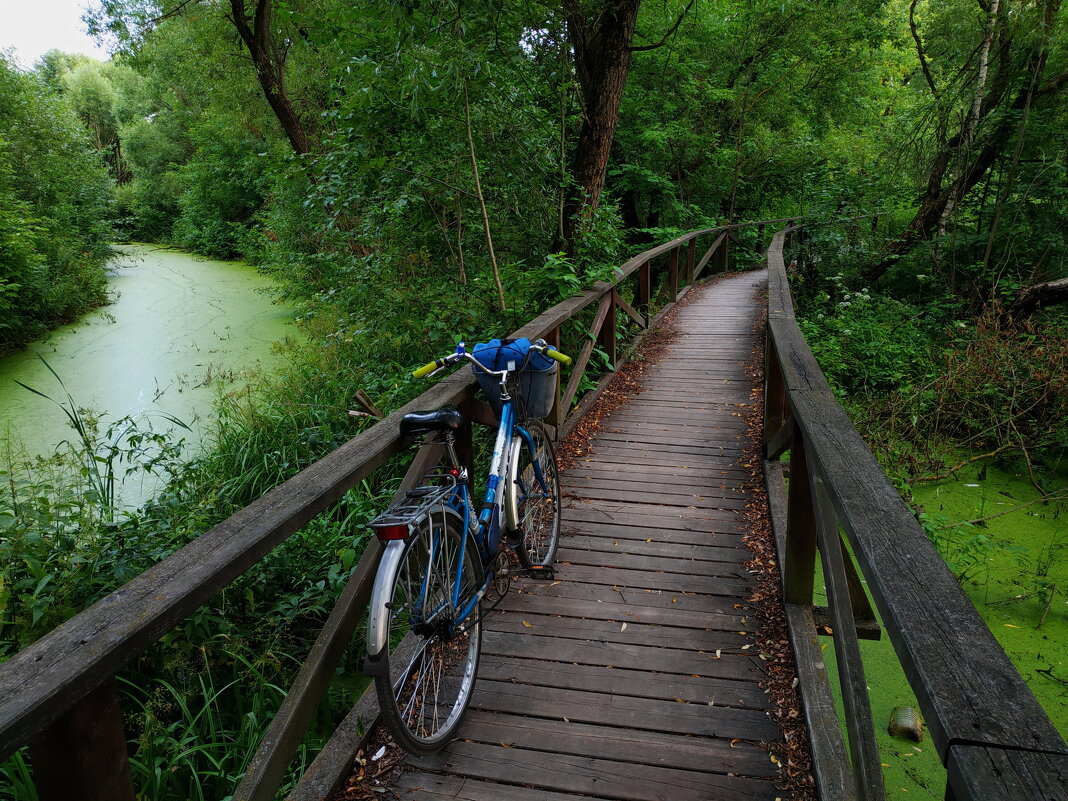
left=0, top=54, right=113, bottom=352
left=796, top=274, right=942, bottom=395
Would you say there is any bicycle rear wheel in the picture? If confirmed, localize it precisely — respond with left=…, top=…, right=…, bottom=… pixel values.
left=372, top=512, right=481, bottom=754
left=509, top=421, right=561, bottom=567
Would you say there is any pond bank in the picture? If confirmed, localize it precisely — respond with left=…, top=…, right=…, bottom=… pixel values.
left=0, top=244, right=292, bottom=461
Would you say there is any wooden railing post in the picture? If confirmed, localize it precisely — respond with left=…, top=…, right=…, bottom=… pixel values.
left=597, top=288, right=618, bottom=369
left=685, top=238, right=696, bottom=285
left=668, top=247, right=679, bottom=299
left=783, top=432, right=817, bottom=606
left=637, top=259, right=651, bottom=325
left=546, top=326, right=565, bottom=429
left=809, top=465, right=885, bottom=801
left=27, top=678, right=134, bottom=801
left=763, top=331, right=786, bottom=446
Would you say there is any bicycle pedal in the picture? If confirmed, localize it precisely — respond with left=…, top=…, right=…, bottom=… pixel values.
left=526, top=565, right=555, bottom=580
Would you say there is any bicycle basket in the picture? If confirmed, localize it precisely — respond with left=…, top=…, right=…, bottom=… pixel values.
left=472, top=338, right=558, bottom=421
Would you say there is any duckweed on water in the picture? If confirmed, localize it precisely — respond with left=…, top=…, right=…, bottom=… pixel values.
left=817, top=460, right=1066, bottom=799
left=911, top=462, right=1068, bottom=739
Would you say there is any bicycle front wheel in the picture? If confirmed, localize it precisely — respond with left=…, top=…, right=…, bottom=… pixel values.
left=373, top=513, right=482, bottom=754
left=509, top=421, right=561, bottom=567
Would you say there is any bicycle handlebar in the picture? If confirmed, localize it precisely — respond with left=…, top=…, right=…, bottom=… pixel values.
left=413, top=359, right=446, bottom=379
left=543, top=347, right=572, bottom=367
left=412, top=340, right=571, bottom=378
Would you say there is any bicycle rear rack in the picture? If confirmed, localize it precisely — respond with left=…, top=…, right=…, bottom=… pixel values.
left=368, top=473, right=458, bottom=537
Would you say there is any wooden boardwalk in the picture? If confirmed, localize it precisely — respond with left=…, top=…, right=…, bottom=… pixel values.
left=392, top=269, right=780, bottom=800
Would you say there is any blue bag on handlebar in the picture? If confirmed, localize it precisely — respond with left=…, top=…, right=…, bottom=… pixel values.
left=470, top=338, right=554, bottom=372
left=471, top=338, right=557, bottom=421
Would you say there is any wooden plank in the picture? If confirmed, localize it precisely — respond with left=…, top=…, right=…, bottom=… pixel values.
left=564, top=460, right=750, bottom=480
left=288, top=682, right=379, bottom=801
left=559, top=519, right=749, bottom=547
left=486, top=611, right=750, bottom=652
left=560, top=290, right=614, bottom=412
left=502, top=581, right=744, bottom=623
left=552, top=562, right=752, bottom=595
left=564, top=466, right=747, bottom=488
left=476, top=657, right=768, bottom=709
left=617, top=291, right=646, bottom=327
left=457, top=710, right=775, bottom=776
left=598, top=287, right=618, bottom=368
left=479, top=632, right=760, bottom=680
left=564, top=485, right=748, bottom=510
left=812, top=474, right=882, bottom=800
left=564, top=466, right=748, bottom=487
left=560, top=535, right=749, bottom=563
left=394, top=772, right=599, bottom=801
left=783, top=604, right=855, bottom=801
left=585, top=440, right=746, bottom=459
left=946, top=744, right=1068, bottom=801
left=466, top=682, right=778, bottom=739
left=694, top=231, right=728, bottom=280
left=561, top=508, right=746, bottom=534
left=562, top=499, right=745, bottom=523
left=410, top=740, right=778, bottom=801
left=559, top=543, right=748, bottom=569
left=567, top=463, right=749, bottom=483
left=27, top=678, right=134, bottom=801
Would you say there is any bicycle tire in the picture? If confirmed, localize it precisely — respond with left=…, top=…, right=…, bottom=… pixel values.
left=373, top=512, right=481, bottom=754
left=509, top=421, right=561, bottom=567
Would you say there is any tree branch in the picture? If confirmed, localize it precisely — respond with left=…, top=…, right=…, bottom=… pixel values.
left=909, top=0, right=939, bottom=97
left=150, top=0, right=201, bottom=25
left=630, top=0, right=696, bottom=51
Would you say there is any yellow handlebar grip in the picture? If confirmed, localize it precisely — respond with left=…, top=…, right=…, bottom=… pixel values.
left=413, top=360, right=440, bottom=378
left=545, top=348, right=572, bottom=367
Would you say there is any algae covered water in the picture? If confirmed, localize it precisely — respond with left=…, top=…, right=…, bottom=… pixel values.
left=820, top=461, right=1067, bottom=799
left=0, top=244, right=292, bottom=463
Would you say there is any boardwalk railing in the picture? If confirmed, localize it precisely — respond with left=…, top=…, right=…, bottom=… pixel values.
left=763, top=226, right=1068, bottom=801
left=0, top=221, right=768, bottom=801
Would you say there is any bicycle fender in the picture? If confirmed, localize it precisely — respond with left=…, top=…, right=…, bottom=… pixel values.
left=366, top=539, right=407, bottom=667
left=365, top=504, right=465, bottom=668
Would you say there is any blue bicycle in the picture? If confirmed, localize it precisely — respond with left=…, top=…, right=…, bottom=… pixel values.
left=364, top=337, right=571, bottom=753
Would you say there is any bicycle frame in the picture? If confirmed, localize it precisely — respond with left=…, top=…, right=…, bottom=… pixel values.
left=443, top=387, right=519, bottom=632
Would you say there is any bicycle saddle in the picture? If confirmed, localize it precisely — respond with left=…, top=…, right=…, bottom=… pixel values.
left=399, top=405, right=464, bottom=436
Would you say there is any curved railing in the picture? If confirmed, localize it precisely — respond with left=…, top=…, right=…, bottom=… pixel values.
left=0, top=221, right=777, bottom=801
left=763, top=226, right=1068, bottom=801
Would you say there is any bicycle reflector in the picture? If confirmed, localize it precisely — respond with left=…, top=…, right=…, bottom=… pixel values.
left=371, top=523, right=410, bottom=541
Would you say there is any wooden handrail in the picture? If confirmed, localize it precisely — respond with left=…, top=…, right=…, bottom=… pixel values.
left=762, top=226, right=1068, bottom=801
left=0, top=220, right=774, bottom=800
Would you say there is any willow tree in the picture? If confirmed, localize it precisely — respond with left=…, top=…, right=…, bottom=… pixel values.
left=88, top=0, right=314, bottom=155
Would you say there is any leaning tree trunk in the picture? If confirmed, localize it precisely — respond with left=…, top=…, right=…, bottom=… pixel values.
left=864, top=0, right=1062, bottom=285
left=229, top=0, right=310, bottom=156
left=1003, top=277, right=1068, bottom=324
left=562, top=0, right=642, bottom=254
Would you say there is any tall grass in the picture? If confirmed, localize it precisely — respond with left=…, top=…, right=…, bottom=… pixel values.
left=0, top=346, right=408, bottom=798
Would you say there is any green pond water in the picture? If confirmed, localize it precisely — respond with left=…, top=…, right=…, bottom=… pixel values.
left=0, top=244, right=292, bottom=496
left=818, top=462, right=1068, bottom=798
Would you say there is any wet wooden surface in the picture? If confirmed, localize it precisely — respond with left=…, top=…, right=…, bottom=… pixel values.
left=395, top=270, right=781, bottom=800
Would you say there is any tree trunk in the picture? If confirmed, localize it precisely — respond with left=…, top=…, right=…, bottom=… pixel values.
left=562, top=0, right=642, bottom=254
left=1003, top=277, right=1068, bottom=323
left=864, top=0, right=1062, bottom=285
left=229, top=0, right=310, bottom=155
